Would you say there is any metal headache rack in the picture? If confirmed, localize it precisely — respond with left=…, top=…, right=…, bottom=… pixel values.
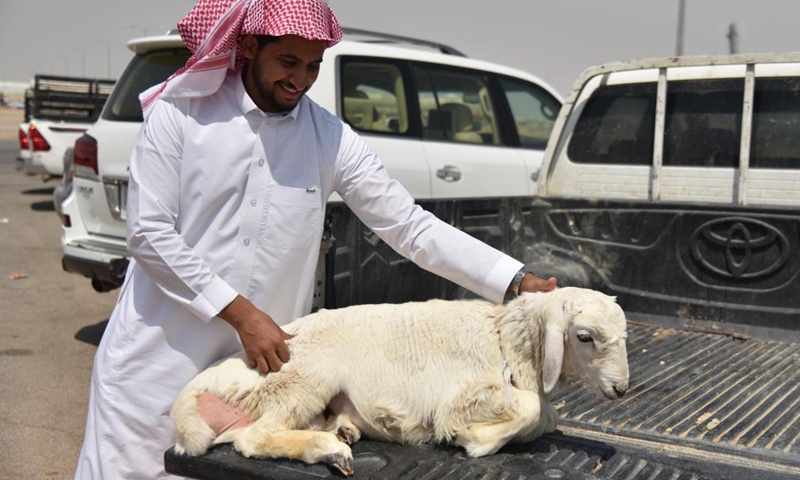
left=31, top=75, right=116, bottom=123
left=341, top=27, right=467, bottom=57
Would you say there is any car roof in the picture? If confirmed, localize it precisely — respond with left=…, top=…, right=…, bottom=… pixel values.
left=127, top=33, right=185, bottom=54
left=126, top=31, right=562, bottom=101
left=327, top=41, right=561, bottom=100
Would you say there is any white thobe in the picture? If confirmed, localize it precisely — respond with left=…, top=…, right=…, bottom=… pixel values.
left=74, top=71, right=523, bottom=479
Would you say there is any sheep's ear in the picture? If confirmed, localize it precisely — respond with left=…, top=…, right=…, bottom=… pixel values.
left=543, top=324, right=565, bottom=394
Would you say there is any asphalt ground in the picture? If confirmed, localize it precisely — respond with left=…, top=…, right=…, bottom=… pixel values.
left=0, top=136, right=118, bottom=480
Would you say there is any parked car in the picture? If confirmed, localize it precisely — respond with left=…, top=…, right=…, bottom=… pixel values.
left=16, top=122, right=31, bottom=173
left=60, top=28, right=563, bottom=294
left=24, top=75, right=114, bottom=180
left=53, top=146, right=73, bottom=219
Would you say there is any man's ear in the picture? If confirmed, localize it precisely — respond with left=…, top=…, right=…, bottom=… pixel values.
left=238, top=34, right=258, bottom=61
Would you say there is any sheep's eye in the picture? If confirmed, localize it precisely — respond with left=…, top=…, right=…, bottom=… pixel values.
left=577, top=332, right=593, bottom=343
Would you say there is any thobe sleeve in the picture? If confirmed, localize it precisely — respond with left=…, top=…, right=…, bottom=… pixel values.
left=126, top=98, right=239, bottom=322
left=332, top=123, right=522, bottom=304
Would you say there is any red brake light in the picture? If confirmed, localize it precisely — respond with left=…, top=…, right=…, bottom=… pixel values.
left=73, top=134, right=98, bottom=177
left=28, top=124, right=51, bottom=152
left=18, top=127, right=29, bottom=150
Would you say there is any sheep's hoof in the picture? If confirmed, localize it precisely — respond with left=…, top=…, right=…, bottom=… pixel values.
left=336, top=426, right=356, bottom=445
left=326, top=452, right=354, bottom=476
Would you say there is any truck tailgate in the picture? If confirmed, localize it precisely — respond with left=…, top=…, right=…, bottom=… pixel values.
left=165, top=322, right=800, bottom=480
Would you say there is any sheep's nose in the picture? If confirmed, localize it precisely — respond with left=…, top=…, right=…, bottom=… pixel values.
left=613, top=385, right=627, bottom=398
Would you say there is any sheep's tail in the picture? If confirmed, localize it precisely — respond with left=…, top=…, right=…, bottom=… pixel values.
left=172, top=391, right=217, bottom=457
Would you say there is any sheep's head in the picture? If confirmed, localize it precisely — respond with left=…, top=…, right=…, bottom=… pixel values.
left=541, top=288, right=629, bottom=400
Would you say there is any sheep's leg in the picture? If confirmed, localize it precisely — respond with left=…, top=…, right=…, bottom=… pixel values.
left=454, top=389, right=553, bottom=457
left=234, top=426, right=354, bottom=476
left=325, top=393, right=363, bottom=445
left=327, top=414, right=361, bottom=445
left=213, top=365, right=352, bottom=474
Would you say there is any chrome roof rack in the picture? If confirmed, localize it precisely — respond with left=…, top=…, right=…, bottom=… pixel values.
left=341, top=27, right=466, bottom=57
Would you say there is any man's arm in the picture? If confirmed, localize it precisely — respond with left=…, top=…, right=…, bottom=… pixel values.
left=128, top=98, right=237, bottom=319
left=332, top=124, right=556, bottom=303
left=128, top=98, right=290, bottom=373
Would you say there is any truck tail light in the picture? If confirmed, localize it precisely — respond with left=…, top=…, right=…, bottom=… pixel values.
left=18, top=127, right=29, bottom=150
left=28, top=124, right=51, bottom=152
left=73, top=134, right=98, bottom=178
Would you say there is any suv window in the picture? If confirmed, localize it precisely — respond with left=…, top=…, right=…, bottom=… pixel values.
left=103, top=48, right=191, bottom=122
left=663, top=79, right=743, bottom=168
left=751, top=77, right=800, bottom=169
left=416, top=66, right=502, bottom=145
left=340, top=60, right=409, bottom=134
left=568, top=82, right=656, bottom=165
left=499, top=77, right=560, bottom=149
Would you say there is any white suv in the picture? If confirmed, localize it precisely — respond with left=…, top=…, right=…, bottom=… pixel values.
left=61, top=29, right=562, bottom=293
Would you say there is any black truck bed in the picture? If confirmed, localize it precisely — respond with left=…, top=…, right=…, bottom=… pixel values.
left=165, top=322, right=800, bottom=480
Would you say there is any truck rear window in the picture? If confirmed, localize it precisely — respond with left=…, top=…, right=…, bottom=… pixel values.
left=663, top=78, right=743, bottom=168
left=568, top=82, right=656, bottom=165
left=751, top=77, right=800, bottom=169
left=102, top=48, right=191, bottom=122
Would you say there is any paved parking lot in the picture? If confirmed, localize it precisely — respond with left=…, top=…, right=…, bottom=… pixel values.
left=0, top=132, right=118, bottom=480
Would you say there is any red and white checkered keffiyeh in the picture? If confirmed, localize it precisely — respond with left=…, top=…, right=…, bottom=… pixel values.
left=140, top=0, right=342, bottom=116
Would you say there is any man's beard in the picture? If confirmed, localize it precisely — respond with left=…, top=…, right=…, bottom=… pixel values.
left=250, top=57, right=303, bottom=113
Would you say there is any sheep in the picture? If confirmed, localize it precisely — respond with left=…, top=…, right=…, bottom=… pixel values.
left=171, top=287, right=629, bottom=476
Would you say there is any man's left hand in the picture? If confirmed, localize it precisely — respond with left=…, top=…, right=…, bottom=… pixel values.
left=520, top=273, right=558, bottom=294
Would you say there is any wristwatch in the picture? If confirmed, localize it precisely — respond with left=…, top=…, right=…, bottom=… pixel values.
left=505, top=266, right=530, bottom=302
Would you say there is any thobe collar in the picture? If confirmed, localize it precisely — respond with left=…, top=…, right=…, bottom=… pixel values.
left=235, top=69, right=300, bottom=122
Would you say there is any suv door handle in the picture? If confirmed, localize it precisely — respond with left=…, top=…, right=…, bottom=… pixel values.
left=436, top=165, right=462, bottom=182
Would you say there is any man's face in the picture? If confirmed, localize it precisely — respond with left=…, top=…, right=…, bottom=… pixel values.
left=240, top=34, right=326, bottom=113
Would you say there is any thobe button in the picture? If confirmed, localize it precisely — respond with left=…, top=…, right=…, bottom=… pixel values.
left=243, top=238, right=251, bottom=247
left=250, top=199, right=257, bottom=207
left=257, top=158, right=265, bottom=167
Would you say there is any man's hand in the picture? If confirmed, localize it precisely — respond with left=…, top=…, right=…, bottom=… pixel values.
left=218, top=295, right=294, bottom=374
left=520, top=272, right=558, bottom=294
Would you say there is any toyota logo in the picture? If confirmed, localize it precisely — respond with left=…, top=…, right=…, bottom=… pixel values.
left=690, top=217, right=790, bottom=279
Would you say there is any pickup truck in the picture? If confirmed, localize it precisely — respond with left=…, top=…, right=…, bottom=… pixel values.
left=166, top=52, right=800, bottom=480
left=22, top=75, right=114, bottom=179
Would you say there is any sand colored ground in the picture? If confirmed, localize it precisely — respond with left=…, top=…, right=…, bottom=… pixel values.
left=0, top=107, right=24, bottom=141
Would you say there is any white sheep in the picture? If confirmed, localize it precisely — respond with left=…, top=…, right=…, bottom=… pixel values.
left=172, top=287, right=629, bottom=476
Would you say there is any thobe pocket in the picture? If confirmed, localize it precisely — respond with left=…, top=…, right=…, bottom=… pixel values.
left=264, top=185, right=322, bottom=251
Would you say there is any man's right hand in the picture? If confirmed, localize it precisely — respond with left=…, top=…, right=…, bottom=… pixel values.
left=218, top=295, right=294, bottom=374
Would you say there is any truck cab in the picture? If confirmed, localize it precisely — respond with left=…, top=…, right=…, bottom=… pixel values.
left=534, top=52, right=800, bottom=335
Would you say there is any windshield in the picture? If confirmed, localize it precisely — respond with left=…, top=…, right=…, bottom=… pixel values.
left=102, top=47, right=191, bottom=122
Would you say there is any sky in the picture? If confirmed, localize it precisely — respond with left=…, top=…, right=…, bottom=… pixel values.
left=1, top=0, right=799, bottom=96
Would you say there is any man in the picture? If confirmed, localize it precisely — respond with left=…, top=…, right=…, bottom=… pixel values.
left=74, top=0, right=556, bottom=478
